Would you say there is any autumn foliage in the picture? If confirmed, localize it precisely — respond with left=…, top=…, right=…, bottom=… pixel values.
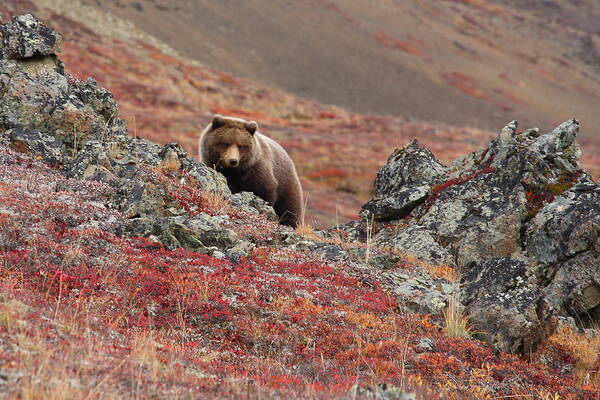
left=0, top=144, right=598, bottom=399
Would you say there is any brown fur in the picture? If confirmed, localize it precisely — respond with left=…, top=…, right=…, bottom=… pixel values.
left=199, top=115, right=303, bottom=227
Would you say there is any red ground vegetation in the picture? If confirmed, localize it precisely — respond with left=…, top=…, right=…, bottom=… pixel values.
left=1, top=140, right=598, bottom=399
left=373, top=31, right=425, bottom=57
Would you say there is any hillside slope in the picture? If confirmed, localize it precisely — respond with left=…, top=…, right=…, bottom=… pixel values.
left=82, top=0, right=600, bottom=140
left=1, top=14, right=599, bottom=399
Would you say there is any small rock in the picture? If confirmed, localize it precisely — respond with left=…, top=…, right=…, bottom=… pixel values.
left=361, top=184, right=431, bottom=221
left=0, top=14, right=62, bottom=59
left=230, top=191, right=278, bottom=221
left=386, top=269, right=453, bottom=315
left=415, top=338, right=435, bottom=353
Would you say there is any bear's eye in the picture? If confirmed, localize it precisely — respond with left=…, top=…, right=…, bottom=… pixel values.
left=216, top=142, right=228, bottom=150
left=239, top=145, right=249, bottom=152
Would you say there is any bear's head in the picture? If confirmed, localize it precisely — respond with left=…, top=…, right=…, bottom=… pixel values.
left=202, top=114, right=259, bottom=170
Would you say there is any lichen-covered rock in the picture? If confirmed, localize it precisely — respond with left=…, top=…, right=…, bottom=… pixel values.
left=124, top=213, right=240, bottom=254
left=523, top=180, right=600, bottom=326
left=530, top=119, right=581, bottom=162
left=6, top=126, right=66, bottom=166
left=378, top=226, right=454, bottom=266
left=0, top=14, right=61, bottom=59
left=120, top=180, right=169, bottom=218
left=0, top=43, right=128, bottom=151
left=541, top=252, right=600, bottom=327
left=360, top=140, right=445, bottom=221
left=372, top=139, right=446, bottom=193
left=462, top=257, right=556, bottom=353
left=354, top=118, right=599, bottom=353
left=416, top=176, right=528, bottom=268
left=181, top=157, right=231, bottom=196
left=525, top=183, right=599, bottom=266
left=230, top=191, right=278, bottom=221
left=415, top=338, right=435, bottom=353
left=361, top=184, right=431, bottom=221
left=383, top=269, right=454, bottom=315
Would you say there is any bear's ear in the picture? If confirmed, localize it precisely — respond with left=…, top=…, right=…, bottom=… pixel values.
left=245, top=121, right=258, bottom=135
left=212, top=114, right=225, bottom=129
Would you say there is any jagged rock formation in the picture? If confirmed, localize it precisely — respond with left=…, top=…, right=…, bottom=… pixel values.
left=360, top=140, right=446, bottom=221
left=357, top=118, right=599, bottom=353
left=0, top=13, right=276, bottom=258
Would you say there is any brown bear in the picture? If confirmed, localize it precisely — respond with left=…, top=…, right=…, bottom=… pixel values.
left=199, top=114, right=304, bottom=227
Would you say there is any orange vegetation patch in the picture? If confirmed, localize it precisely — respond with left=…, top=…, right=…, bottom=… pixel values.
left=443, top=72, right=514, bottom=112
left=373, top=30, right=425, bottom=57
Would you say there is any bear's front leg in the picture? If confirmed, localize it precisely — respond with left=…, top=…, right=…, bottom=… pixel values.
left=244, top=165, right=278, bottom=206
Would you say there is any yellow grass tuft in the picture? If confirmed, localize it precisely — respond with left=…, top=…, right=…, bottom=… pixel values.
left=443, top=291, right=472, bottom=338
left=201, top=189, right=230, bottom=213
left=295, top=222, right=317, bottom=238
left=423, top=264, right=457, bottom=282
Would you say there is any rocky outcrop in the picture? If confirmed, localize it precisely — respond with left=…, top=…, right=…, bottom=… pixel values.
left=354, top=118, right=599, bottom=353
left=0, top=14, right=275, bottom=258
left=360, top=140, right=445, bottom=221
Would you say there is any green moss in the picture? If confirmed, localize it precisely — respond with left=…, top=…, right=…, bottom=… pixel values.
left=546, top=181, right=575, bottom=196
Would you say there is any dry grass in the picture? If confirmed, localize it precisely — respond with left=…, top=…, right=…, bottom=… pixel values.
left=131, top=330, right=162, bottom=382
left=0, top=297, right=29, bottom=332
left=423, top=264, right=457, bottom=282
left=365, top=215, right=374, bottom=265
left=200, top=189, right=231, bottom=213
left=295, top=223, right=319, bottom=240
left=16, top=333, right=89, bottom=400
left=443, top=290, right=472, bottom=339
left=548, top=323, right=600, bottom=384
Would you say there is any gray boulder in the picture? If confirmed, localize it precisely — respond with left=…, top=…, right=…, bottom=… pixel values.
left=462, top=257, right=556, bottom=353
left=124, top=213, right=240, bottom=254
left=360, top=139, right=445, bottom=221
left=542, top=252, right=600, bottom=327
left=361, top=184, right=431, bottom=221
left=525, top=183, right=599, bottom=266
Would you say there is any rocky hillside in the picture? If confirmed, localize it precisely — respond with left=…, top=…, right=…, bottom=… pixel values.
left=1, top=14, right=599, bottom=400
left=1, top=0, right=599, bottom=229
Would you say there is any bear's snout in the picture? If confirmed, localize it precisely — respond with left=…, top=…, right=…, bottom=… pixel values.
left=222, top=144, right=241, bottom=168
